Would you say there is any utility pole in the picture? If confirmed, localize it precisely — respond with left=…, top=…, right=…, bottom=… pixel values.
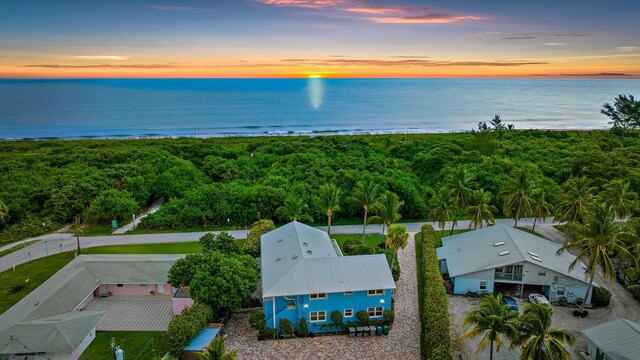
left=75, top=216, right=82, bottom=254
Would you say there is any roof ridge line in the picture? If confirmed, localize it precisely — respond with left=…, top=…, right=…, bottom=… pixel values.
left=505, top=226, right=526, bottom=261
left=263, top=260, right=305, bottom=297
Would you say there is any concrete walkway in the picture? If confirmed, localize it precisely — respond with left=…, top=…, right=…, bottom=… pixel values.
left=112, top=198, right=164, bottom=234
left=0, top=217, right=557, bottom=273
left=225, top=232, right=421, bottom=359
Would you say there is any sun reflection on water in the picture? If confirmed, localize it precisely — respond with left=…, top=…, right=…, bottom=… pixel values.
left=307, top=77, right=324, bottom=110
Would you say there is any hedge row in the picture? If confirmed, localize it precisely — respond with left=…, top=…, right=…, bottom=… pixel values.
left=165, top=303, right=213, bottom=357
left=417, top=224, right=451, bottom=359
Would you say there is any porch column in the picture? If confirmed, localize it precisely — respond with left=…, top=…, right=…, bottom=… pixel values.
left=272, top=297, right=277, bottom=329
left=520, top=283, right=524, bottom=299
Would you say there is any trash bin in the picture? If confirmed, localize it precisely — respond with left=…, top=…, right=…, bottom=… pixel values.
left=383, top=325, right=389, bottom=335
left=111, top=220, right=118, bottom=229
left=576, top=298, right=584, bottom=306
left=348, top=327, right=356, bottom=338
left=376, top=326, right=383, bottom=336
left=368, top=325, right=376, bottom=336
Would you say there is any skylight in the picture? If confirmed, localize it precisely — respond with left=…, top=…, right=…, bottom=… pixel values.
left=306, top=250, right=313, bottom=255
left=493, top=242, right=505, bottom=247
left=527, top=251, right=538, bottom=257
left=499, top=251, right=510, bottom=256
left=531, top=256, right=542, bottom=262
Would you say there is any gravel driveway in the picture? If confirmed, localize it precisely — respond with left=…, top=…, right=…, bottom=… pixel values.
left=225, top=233, right=421, bottom=359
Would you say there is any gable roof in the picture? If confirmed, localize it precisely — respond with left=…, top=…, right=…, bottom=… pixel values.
left=261, top=221, right=395, bottom=297
left=436, top=224, right=590, bottom=283
left=582, top=318, right=640, bottom=360
left=0, top=254, right=183, bottom=355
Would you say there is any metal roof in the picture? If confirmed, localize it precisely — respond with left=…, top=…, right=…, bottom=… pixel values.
left=582, top=319, right=640, bottom=360
left=184, top=328, right=220, bottom=351
left=0, top=254, right=184, bottom=355
left=261, top=221, right=396, bottom=298
left=436, top=224, right=591, bottom=284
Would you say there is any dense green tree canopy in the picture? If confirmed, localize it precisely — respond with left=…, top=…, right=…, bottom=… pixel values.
left=1, top=130, right=640, bottom=245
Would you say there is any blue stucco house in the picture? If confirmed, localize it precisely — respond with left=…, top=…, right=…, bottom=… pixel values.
left=261, top=221, right=396, bottom=333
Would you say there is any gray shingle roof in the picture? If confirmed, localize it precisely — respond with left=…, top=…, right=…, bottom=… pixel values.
left=261, top=221, right=396, bottom=297
left=0, top=254, right=183, bottom=355
left=582, top=319, right=640, bottom=360
left=436, top=224, right=591, bottom=284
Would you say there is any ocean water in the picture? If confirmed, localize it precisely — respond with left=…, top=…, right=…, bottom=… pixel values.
left=0, top=78, right=638, bottom=139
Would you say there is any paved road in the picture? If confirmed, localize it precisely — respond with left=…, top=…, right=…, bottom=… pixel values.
left=0, top=217, right=557, bottom=273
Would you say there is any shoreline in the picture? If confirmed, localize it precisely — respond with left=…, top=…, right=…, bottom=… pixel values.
left=0, top=126, right=611, bottom=142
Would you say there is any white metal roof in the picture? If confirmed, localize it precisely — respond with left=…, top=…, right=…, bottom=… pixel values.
left=0, top=254, right=183, bottom=355
left=582, top=319, right=640, bottom=360
left=436, top=224, right=591, bottom=284
left=261, top=221, right=396, bottom=297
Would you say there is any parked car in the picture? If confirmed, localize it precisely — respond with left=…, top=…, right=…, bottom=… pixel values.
left=528, top=293, right=550, bottom=305
left=502, top=296, right=519, bottom=312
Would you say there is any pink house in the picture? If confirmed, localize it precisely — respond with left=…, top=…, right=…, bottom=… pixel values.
left=173, top=287, right=195, bottom=315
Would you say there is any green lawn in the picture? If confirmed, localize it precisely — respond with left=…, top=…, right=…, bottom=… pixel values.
left=0, top=240, right=39, bottom=258
left=83, top=242, right=203, bottom=255
left=80, top=331, right=169, bottom=360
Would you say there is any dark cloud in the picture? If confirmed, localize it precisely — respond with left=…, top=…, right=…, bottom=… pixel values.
left=281, top=58, right=548, bottom=67
left=550, top=33, right=591, bottom=37
left=503, top=36, right=536, bottom=40
left=390, top=55, right=430, bottom=59
left=561, top=72, right=629, bottom=77
left=21, top=63, right=183, bottom=69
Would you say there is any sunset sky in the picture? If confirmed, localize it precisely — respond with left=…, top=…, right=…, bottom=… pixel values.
left=1, top=0, right=639, bottom=78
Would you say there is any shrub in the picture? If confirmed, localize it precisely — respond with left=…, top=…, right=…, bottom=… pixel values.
left=343, top=239, right=371, bottom=255
left=381, top=248, right=401, bottom=281
left=417, top=224, right=451, bottom=360
left=356, top=310, right=370, bottom=325
left=331, top=310, right=344, bottom=332
left=592, top=287, right=612, bottom=307
left=8, top=278, right=28, bottom=294
left=165, top=303, right=212, bottom=357
left=383, top=309, right=394, bottom=326
left=279, top=318, right=295, bottom=337
left=199, top=231, right=239, bottom=254
left=628, top=285, right=640, bottom=300
left=297, top=317, right=309, bottom=337
left=243, top=219, right=276, bottom=257
left=249, top=311, right=266, bottom=332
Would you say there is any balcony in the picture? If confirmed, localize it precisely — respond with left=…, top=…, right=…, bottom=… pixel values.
left=494, top=272, right=523, bottom=281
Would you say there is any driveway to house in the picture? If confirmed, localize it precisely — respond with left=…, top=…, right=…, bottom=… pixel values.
left=224, top=232, right=421, bottom=359
left=0, top=217, right=556, bottom=273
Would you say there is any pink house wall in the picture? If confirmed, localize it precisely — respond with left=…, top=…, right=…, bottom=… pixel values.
left=172, top=298, right=194, bottom=315
left=75, top=288, right=98, bottom=310
left=105, top=283, right=171, bottom=296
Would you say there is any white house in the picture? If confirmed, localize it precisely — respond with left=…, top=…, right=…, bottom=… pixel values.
left=582, top=318, right=640, bottom=360
left=436, top=224, right=594, bottom=304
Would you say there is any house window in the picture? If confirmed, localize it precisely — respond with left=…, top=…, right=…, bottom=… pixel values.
left=344, top=291, right=353, bottom=296
left=479, top=281, right=487, bottom=291
left=310, top=311, right=326, bottom=322
left=309, top=293, right=327, bottom=300
left=556, top=285, right=565, bottom=296
left=367, top=307, right=383, bottom=317
left=367, top=289, right=384, bottom=296
left=116, top=284, right=124, bottom=287
left=538, top=271, right=546, bottom=276
left=344, top=309, right=353, bottom=317
left=285, top=297, right=296, bottom=309
left=140, top=284, right=148, bottom=287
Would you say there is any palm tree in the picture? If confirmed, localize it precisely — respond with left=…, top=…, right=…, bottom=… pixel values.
left=531, top=191, right=553, bottom=232
left=499, top=169, right=538, bottom=228
left=556, top=203, right=636, bottom=314
left=512, top=303, right=574, bottom=360
left=196, top=336, right=237, bottom=360
left=387, top=224, right=409, bottom=273
left=460, top=293, right=517, bottom=360
left=369, top=190, right=404, bottom=248
left=554, top=177, right=596, bottom=225
left=466, top=190, right=498, bottom=230
left=348, top=181, right=380, bottom=243
left=317, top=183, right=340, bottom=236
left=0, top=200, right=7, bottom=220
left=446, top=167, right=475, bottom=209
left=428, top=186, right=458, bottom=236
left=599, top=179, right=637, bottom=220
left=280, top=195, right=313, bottom=223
